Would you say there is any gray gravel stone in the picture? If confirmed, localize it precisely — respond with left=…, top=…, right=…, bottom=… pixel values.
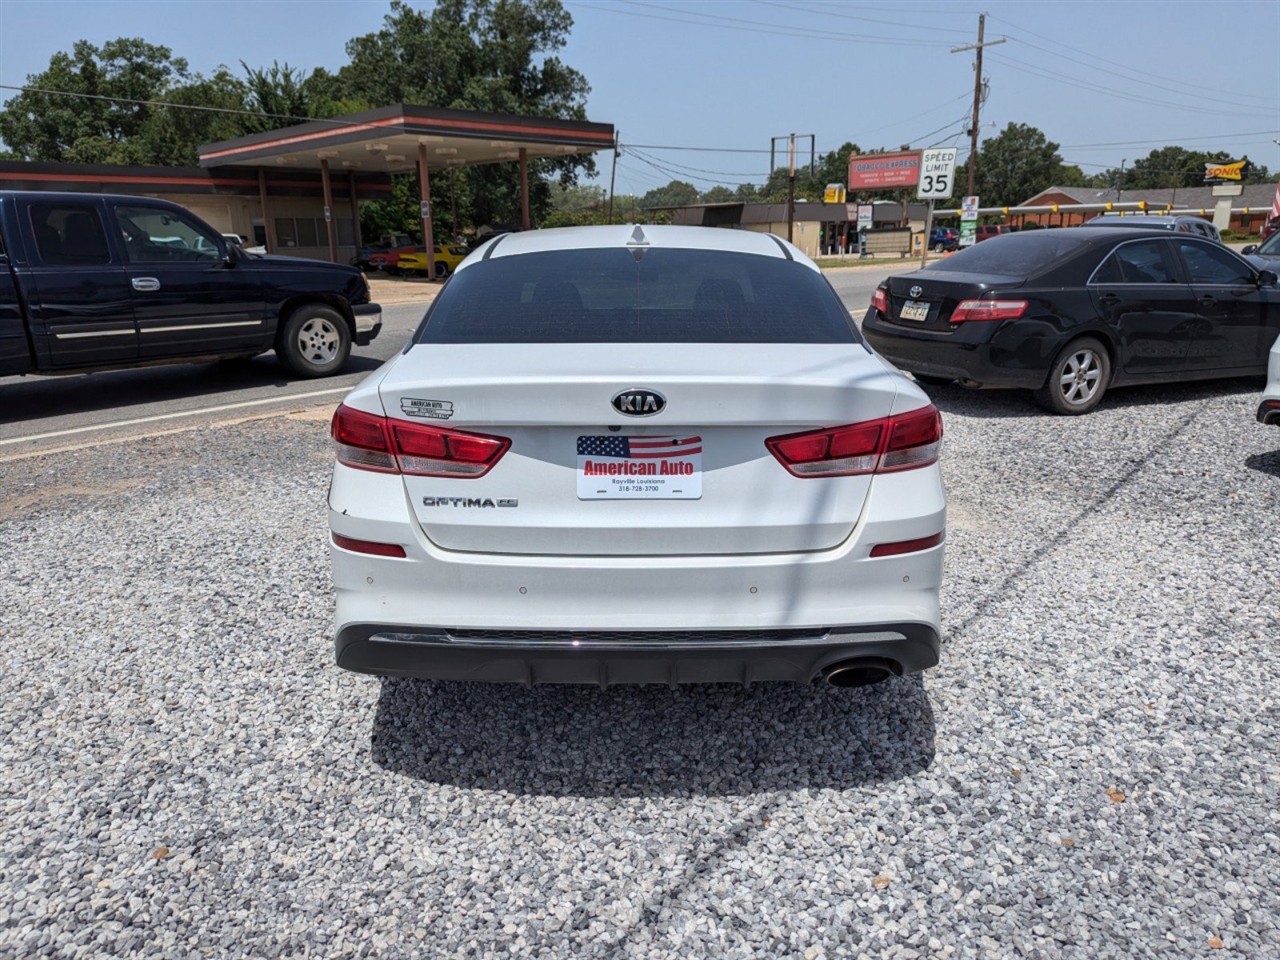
left=1, top=378, right=1278, bottom=959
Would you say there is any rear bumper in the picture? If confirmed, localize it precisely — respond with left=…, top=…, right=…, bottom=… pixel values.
left=328, top=461, right=945, bottom=685
left=353, top=303, right=382, bottom=346
left=862, top=310, right=1048, bottom=389
left=335, top=623, right=940, bottom=685
left=1258, top=399, right=1280, bottom=425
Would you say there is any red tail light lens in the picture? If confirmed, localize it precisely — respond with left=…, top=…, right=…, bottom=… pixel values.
left=950, top=299, right=1028, bottom=322
left=766, top=405, right=942, bottom=477
left=870, top=532, right=944, bottom=557
left=331, top=404, right=510, bottom=478
left=331, top=533, right=407, bottom=558
left=871, top=285, right=889, bottom=315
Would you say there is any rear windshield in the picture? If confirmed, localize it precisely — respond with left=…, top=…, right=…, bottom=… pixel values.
left=926, top=232, right=1086, bottom=277
left=415, top=248, right=859, bottom=344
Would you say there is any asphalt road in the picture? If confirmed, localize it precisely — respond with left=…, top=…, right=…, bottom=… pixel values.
left=0, top=264, right=904, bottom=459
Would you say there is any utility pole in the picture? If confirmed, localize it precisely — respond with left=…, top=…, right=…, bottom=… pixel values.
left=770, top=134, right=815, bottom=246
left=1117, top=158, right=1126, bottom=203
left=951, top=14, right=1005, bottom=197
left=788, top=133, right=796, bottom=243
left=607, top=132, right=620, bottom=224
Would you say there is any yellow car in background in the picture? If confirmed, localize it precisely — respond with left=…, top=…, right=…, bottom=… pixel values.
left=395, top=244, right=470, bottom=278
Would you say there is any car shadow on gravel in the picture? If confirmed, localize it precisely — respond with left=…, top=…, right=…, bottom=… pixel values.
left=921, top=375, right=1265, bottom=420
left=369, top=675, right=935, bottom=798
left=1245, top=449, right=1280, bottom=477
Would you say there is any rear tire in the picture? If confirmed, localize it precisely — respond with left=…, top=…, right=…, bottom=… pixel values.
left=434, top=262, right=449, bottom=279
left=1034, top=337, right=1111, bottom=415
left=931, top=242, right=943, bottom=253
left=278, top=305, right=351, bottom=378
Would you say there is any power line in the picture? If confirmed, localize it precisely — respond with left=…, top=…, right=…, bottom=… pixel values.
left=622, top=142, right=772, bottom=154
left=986, top=53, right=1262, bottom=119
left=1060, top=130, right=1280, bottom=150
left=750, top=0, right=973, bottom=36
left=567, top=0, right=955, bottom=47
left=625, top=147, right=766, bottom=179
left=1001, top=32, right=1279, bottom=112
left=0, top=82, right=346, bottom=127
left=988, top=13, right=1280, bottom=108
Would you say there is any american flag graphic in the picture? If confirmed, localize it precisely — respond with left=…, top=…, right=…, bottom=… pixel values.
left=1271, top=179, right=1280, bottom=222
left=577, top=435, right=703, bottom=458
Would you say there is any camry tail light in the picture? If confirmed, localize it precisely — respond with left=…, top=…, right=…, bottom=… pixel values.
left=331, top=404, right=510, bottom=478
left=766, top=405, right=942, bottom=478
left=950, top=299, right=1028, bottom=322
left=871, top=285, right=889, bottom=315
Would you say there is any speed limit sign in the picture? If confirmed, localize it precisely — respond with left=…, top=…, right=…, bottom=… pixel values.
left=917, top=148, right=958, bottom=200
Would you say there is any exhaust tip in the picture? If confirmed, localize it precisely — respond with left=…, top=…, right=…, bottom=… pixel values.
left=822, top=657, right=898, bottom=688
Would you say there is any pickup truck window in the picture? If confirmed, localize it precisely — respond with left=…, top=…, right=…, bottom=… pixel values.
left=114, top=204, right=223, bottom=263
left=29, top=203, right=112, bottom=265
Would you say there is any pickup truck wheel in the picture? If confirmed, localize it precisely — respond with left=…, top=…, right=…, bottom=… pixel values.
left=278, top=305, right=351, bottom=378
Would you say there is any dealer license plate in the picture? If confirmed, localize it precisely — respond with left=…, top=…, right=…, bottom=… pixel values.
left=576, top=435, right=703, bottom=500
left=900, top=300, right=930, bottom=322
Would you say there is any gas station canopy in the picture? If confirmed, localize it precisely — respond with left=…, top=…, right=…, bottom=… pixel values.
left=198, top=103, right=615, bottom=173
left=197, top=103, right=615, bottom=270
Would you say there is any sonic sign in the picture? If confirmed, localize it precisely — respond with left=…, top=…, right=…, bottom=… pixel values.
left=847, top=151, right=921, bottom=190
left=1204, top=158, right=1250, bottom=184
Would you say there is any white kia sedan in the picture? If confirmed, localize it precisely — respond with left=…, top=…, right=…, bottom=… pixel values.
left=327, top=225, right=945, bottom=688
left=1261, top=332, right=1280, bottom=427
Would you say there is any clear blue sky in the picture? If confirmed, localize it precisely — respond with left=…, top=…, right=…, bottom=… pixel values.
left=1, top=0, right=1277, bottom=199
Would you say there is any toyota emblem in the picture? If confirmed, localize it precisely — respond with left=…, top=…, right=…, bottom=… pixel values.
left=909, top=285, right=923, bottom=299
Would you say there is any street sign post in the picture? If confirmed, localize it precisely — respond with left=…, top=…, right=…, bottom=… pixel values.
left=916, top=149, right=958, bottom=268
left=959, top=195, right=979, bottom=247
left=916, top=148, right=958, bottom=201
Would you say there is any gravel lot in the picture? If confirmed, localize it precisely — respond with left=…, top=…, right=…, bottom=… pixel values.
left=1, top=375, right=1278, bottom=959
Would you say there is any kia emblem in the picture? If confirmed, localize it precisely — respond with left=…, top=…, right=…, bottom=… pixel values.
left=909, top=285, right=923, bottom=299
left=612, top=389, right=666, bottom=417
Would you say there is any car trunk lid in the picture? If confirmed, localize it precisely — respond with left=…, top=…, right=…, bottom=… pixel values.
left=377, top=343, right=901, bottom=556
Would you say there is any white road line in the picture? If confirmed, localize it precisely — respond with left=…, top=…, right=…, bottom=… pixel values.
left=0, top=387, right=350, bottom=446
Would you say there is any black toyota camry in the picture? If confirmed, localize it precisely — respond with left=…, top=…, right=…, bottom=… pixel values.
left=862, top=227, right=1280, bottom=414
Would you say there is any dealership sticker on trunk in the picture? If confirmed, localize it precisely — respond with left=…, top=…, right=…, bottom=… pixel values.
left=577, top=435, right=702, bottom=499
left=400, top=398, right=454, bottom=419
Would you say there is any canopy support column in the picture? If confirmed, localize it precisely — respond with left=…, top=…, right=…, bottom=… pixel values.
left=320, top=158, right=338, bottom=263
left=519, top=148, right=531, bottom=231
left=418, top=143, right=437, bottom=279
left=257, top=168, right=275, bottom=254
left=348, top=171, right=362, bottom=250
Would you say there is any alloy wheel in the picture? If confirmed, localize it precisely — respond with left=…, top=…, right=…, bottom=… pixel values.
left=1059, top=348, right=1102, bottom=406
left=297, top=317, right=341, bottom=364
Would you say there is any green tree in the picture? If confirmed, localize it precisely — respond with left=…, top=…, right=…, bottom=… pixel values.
left=0, top=38, right=190, bottom=163
left=136, top=68, right=251, bottom=166
left=959, top=122, right=1076, bottom=205
left=338, top=0, right=595, bottom=229
left=640, top=180, right=699, bottom=211
left=701, top=185, right=734, bottom=203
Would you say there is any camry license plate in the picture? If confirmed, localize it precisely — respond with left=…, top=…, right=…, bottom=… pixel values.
left=576, top=435, right=703, bottom=500
left=900, top=300, right=930, bottom=322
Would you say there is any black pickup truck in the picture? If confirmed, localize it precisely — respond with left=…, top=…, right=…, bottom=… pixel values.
left=0, top=191, right=381, bottom=379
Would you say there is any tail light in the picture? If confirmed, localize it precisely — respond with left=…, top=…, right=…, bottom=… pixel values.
left=331, top=404, right=510, bottom=478
left=766, top=405, right=942, bottom=478
left=950, top=299, right=1027, bottom=322
left=331, top=533, right=406, bottom=558
left=870, top=532, right=944, bottom=557
left=871, top=285, right=889, bottom=315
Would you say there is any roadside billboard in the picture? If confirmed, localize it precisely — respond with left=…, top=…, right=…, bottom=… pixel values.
left=847, top=151, right=922, bottom=190
left=1203, top=159, right=1250, bottom=184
